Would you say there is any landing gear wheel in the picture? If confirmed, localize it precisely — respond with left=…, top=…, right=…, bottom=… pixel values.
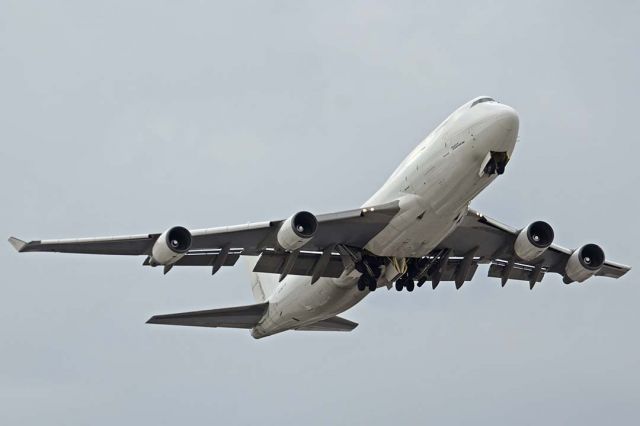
left=395, top=281, right=403, bottom=291
left=406, top=280, right=415, bottom=292
left=485, top=159, right=496, bottom=175
left=496, top=162, right=506, bottom=175
left=357, top=276, right=367, bottom=291
left=371, top=266, right=382, bottom=279
left=368, top=279, right=377, bottom=292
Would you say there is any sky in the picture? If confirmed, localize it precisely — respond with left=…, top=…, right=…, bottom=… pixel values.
left=1, top=1, right=638, bottom=424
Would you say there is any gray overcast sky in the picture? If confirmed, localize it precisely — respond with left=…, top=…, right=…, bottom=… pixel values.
left=1, top=1, right=638, bottom=425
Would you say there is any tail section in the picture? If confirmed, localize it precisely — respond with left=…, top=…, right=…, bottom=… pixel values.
left=245, top=256, right=280, bottom=302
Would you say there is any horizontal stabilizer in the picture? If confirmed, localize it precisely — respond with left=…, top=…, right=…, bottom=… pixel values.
left=147, top=302, right=268, bottom=329
left=295, top=315, right=358, bottom=332
left=8, top=237, right=27, bottom=252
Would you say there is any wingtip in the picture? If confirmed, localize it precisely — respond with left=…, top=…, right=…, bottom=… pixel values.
left=8, top=237, right=27, bottom=252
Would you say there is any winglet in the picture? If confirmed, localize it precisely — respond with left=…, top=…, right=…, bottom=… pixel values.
left=8, top=237, right=27, bottom=252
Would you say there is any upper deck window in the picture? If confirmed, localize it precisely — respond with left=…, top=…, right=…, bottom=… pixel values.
left=470, top=97, right=495, bottom=108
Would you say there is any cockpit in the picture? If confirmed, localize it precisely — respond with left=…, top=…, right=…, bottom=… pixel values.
left=470, top=97, right=497, bottom=108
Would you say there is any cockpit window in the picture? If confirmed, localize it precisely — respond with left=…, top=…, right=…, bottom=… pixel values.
left=470, top=97, right=495, bottom=108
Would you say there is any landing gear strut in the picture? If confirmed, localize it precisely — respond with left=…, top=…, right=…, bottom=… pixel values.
left=355, top=256, right=383, bottom=292
left=483, top=151, right=509, bottom=176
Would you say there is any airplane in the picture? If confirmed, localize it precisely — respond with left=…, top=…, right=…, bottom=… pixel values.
left=9, top=96, right=631, bottom=339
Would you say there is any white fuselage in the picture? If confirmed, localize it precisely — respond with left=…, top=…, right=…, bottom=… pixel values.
left=252, top=97, right=519, bottom=338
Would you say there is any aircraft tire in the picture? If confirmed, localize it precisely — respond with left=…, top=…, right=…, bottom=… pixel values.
left=406, top=280, right=415, bottom=292
left=357, top=277, right=367, bottom=291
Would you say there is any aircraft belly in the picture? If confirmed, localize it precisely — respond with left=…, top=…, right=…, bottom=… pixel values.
left=252, top=275, right=366, bottom=338
left=365, top=136, right=496, bottom=258
left=254, top=101, right=520, bottom=336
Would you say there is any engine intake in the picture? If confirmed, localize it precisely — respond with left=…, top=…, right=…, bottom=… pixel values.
left=150, top=226, right=192, bottom=266
left=276, top=211, right=317, bottom=251
left=564, top=243, right=605, bottom=283
left=514, top=221, right=554, bottom=261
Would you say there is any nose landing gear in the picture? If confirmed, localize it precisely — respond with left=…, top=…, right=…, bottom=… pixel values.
left=483, top=151, right=509, bottom=176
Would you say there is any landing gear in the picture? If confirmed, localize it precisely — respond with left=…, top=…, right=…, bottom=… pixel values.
left=356, top=256, right=383, bottom=292
left=355, top=256, right=383, bottom=279
left=357, top=277, right=367, bottom=291
left=483, top=151, right=509, bottom=176
left=394, top=275, right=416, bottom=292
left=368, top=279, right=377, bottom=291
left=484, top=158, right=497, bottom=175
left=357, top=274, right=377, bottom=292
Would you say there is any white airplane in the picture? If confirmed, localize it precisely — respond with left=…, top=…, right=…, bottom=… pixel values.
left=9, top=96, right=631, bottom=338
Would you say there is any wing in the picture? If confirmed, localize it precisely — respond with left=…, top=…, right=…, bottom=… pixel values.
left=432, top=208, right=630, bottom=288
left=9, top=201, right=400, bottom=279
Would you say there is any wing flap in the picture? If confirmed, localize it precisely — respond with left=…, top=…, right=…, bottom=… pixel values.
left=488, top=261, right=546, bottom=283
left=146, top=302, right=268, bottom=329
left=252, top=251, right=344, bottom=278
left=142, top=252, right=241, bottom=267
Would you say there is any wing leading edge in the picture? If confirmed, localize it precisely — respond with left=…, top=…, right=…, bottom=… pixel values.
left=9, top=201, right=400, bottom=280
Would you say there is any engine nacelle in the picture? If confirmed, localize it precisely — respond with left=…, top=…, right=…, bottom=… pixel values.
left=514, top=221, right=555, bottom=261
left=276, top=211, right=317, bottom=251
left=564, top=243, right=605, bottom=283
left=150, top=226, right=192, bottom=266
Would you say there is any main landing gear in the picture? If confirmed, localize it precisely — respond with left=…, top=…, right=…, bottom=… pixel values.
left=355, top=256, right=383, bottom=292
left=395, top=276, right=415, bottom=292
left=357, top=274, right=377, bottom=292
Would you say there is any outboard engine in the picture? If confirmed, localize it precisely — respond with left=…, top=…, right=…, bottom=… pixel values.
left=564, top=243, right=605, bottom=283
left=150, top=226, right=192, bottom=266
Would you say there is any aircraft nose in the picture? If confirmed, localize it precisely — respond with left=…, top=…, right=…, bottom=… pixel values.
left=490, top=104, right=519, bottom=149
left=494, top=104, right=519, bottom=132
left=476, top=103, right=519, bottom=153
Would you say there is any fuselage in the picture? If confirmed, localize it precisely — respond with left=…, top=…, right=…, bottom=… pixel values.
left=252, top=97, right=519, bottom=338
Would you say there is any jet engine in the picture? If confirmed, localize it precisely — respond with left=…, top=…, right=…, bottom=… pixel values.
left=276, top=211, right=318, bottom=251
left=150, top=226, right=192, bottom=266
left=564, top=243, right=605, bottom=283
left=514, top=221, right=555, bottom=261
